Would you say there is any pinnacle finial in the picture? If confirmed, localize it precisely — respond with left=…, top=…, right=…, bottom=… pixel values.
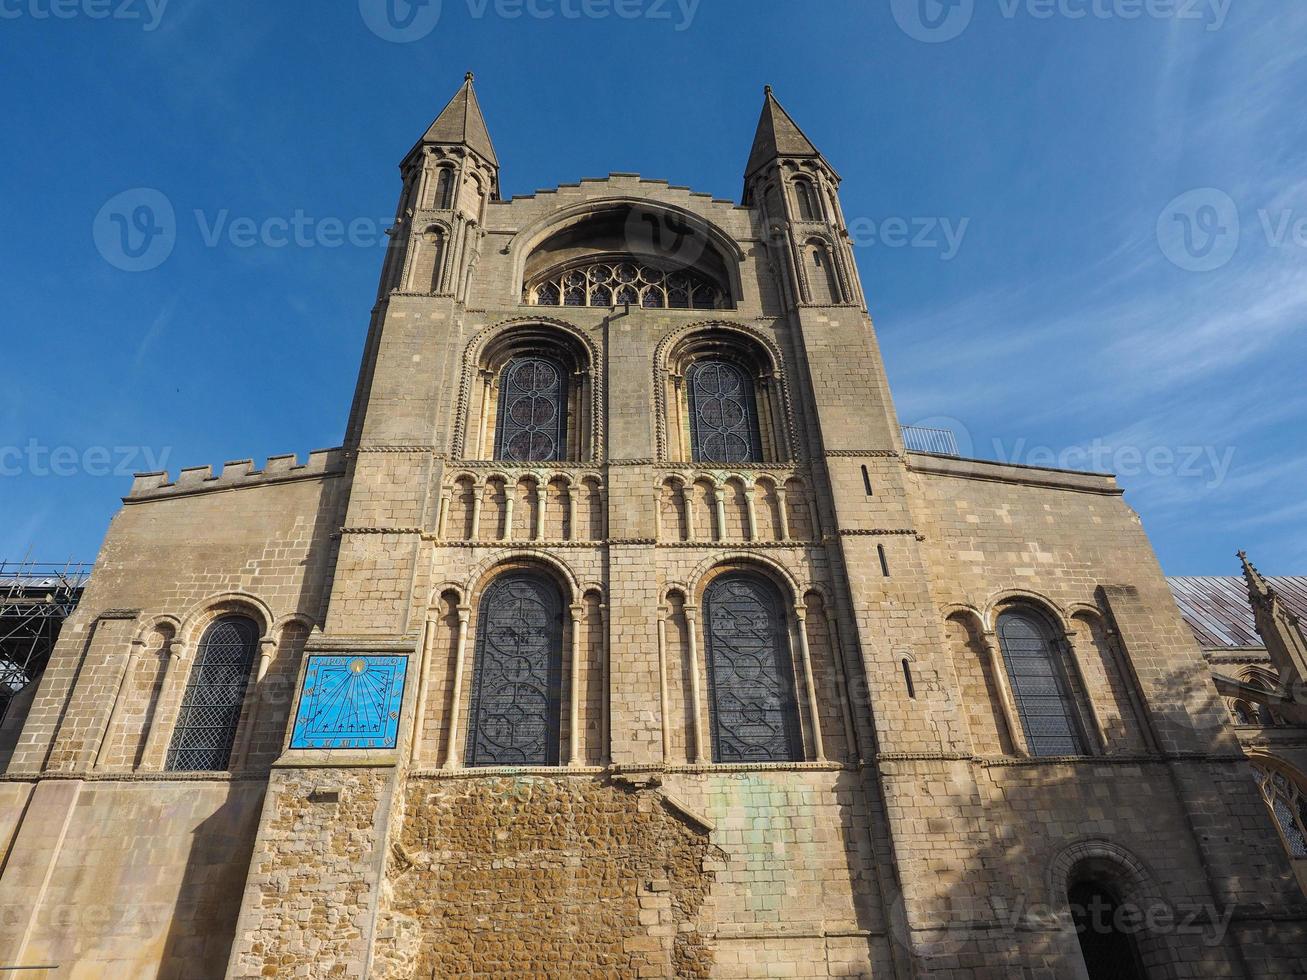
left=764, top=84, right=773, bottom=96
left=465, top=71, right=475, bottom=83
left=1240, top=550, right=1273, bottom=600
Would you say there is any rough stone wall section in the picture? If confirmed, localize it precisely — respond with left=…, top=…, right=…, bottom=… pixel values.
left=229, top=768, right=393, bottom=979
left=382, top=774, right=715, bottom=979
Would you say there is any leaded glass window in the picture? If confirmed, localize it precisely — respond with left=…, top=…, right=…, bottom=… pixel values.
left=466, top=574, right=563, bottom=767
left=165, top=616, right=258, bottom=772
left=794, top=179, right=820, bottom=221
left=1253, top=764, right=1307, bottom=858
left=687, top=359, right=763, bottom=464
left=494, top=355, right=568, bottom=463
left=527, top=259, right=724, bottom=310
left=996, top=611, right=1086, bottom=757
left=703, top=574, right=802, bottom=764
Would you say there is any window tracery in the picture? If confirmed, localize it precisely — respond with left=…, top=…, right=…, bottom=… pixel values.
left=995, top=610, right=1087, bottom=757
left=527, top=260, right=724, bottom=310
left=166, top=616, right=259, bottom=772
left=1253, top=763, right=1307, bottom=858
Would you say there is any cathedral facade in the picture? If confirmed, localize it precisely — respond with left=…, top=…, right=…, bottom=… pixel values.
left=1, top=77, right=1305, bottom=978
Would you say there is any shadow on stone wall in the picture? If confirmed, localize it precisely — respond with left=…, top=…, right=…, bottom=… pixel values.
left=157, top=781, right=264, bottom=980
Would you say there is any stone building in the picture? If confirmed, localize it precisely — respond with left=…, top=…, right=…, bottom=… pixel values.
left=1, top=76, right=1305, bottom=978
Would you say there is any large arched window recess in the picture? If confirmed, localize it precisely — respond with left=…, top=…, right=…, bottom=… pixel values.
left=995, top=607, right=1089, bottom=757
left=165, top=615, right=260, bottom=772
left=792, top=177, right=822, bottom=222
left=465, top=572, right=565, bottom=767
left=702, top=573, right=803, bottom=763
left=470, top=327, right=594, bottom=462
left=665, top=332, right=791, bottom=464
left=1252, top=761, right=1307, bottom=859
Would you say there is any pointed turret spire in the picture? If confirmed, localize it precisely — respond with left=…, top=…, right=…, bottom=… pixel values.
left=1239, top=550, right=1307, bottom=695
left=745, top=84, right=829, bottom=182
left=416, top=71, right=498, bottom=167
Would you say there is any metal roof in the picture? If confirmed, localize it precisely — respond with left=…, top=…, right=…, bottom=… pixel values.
left=1167, top=576, right=1307, bottom=649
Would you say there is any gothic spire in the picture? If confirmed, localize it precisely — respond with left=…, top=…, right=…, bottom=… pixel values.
left=744, top=85, right=830, bottom=182
left=1239, top=550, right=1307, bottom=694
left=413, top=72, right=498, bottom=167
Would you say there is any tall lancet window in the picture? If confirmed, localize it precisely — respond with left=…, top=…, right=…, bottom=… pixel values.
left=794, top=178, right=821, bottom=221
left=466, top=574, right=564, bottom=767
left=435, top=167, right=455, bottom=210
left=996, top=610, right=1087, bottom=757
left=703, top=574, right=802, bottom=763
left=687, top=359, right=763, bottom=464
left=495, top=355, right=568, bottom=463
left=166, top=616, right=259, bottom=771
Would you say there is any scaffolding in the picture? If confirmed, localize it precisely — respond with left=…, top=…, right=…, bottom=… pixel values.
left=0, top=560, right=91, bottom=724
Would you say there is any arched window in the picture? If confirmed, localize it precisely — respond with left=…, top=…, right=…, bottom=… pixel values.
left=1231, top=700, right=1256, bottom=726
left=166, top=616, right=259, bottom=772
left=494, top=355, right=568, bottom=463
left=995, top=610, right=1086, bottom=757
left=435, top=167, right=455, bottom=210
left=466, top=574, right=564, bottom=767
left=806, top=240, right=842, bottom=304
left=794, top=179, right=821, bottom=221
left=527, top=260, right=724, bottom=310
left=686, top=359, right=764, bottom=464
left=1068, top=878, right=1147, bottom=980
left=703, top=574, right=802, bottom=763
left=1252, top=763, right=1307, bottom=858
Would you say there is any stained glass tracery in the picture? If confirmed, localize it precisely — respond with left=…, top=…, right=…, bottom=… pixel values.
left=703, top=575, right=802, bottom=764
left=1253, top=764, right=1307, bottom=858
left=495, top=355, right=567, bottom=463
left=996, top=611, right=1086, bottom=757
left=687, top=359, right=763, bottom=464
left=527, top=259, right=723, bottom=310
left=165, top=616, right=259, bottom=772
left=466, top=574, right=564, bottom=767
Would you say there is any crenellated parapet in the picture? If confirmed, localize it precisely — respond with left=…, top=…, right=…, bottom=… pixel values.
left=125, top=448, right=348, bottom=502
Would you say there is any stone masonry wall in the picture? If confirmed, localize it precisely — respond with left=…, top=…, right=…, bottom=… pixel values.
left=381, top=774, right=714, bottom=979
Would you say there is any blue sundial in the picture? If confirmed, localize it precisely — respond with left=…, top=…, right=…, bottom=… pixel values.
left=290, top=655, right=407, bottom=750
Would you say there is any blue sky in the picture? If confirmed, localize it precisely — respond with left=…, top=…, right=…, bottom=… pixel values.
left=0, top=0, right=1304, bottom=575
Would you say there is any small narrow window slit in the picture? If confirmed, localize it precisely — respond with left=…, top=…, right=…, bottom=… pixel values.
left=861, top=464, right=874, bottom=496
left=878, top=543, right=890, bottom=577
left=902, top=658, right=916, bottom=699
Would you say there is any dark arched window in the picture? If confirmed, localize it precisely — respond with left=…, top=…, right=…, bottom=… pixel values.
left=166, top=616, right=259, bottom=772
left=495, top=355, right=568, bottom=463
left=703, top=574, right=802, bottom=763
left=687, top=359, right=763, bottom=464
left=996, top=610, right=1086, bottom=757
left=1069, top=879, right=1147, bottom=980
left=794, top=179, right=820, bottom=221
left=466, top=574, right=564, bottom=767
left=435, top=167, right=454, bottom=209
